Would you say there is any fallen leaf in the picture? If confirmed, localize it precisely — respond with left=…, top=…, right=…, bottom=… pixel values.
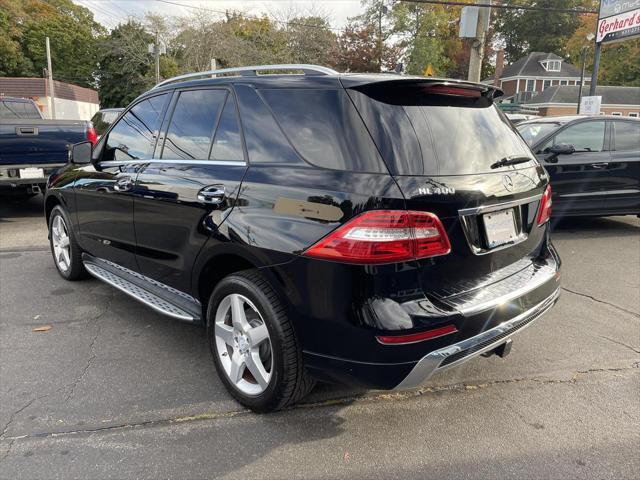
left=33, top=314, right=41, bottom=320
left=344, top=452, right=350, bottom=462
left=33, top=325, right=52, bottom=332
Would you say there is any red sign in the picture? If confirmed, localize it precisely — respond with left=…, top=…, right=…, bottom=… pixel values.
left=597, top=9, right=640, bottom=43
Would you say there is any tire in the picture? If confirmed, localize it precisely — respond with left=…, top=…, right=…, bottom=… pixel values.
left=48, top=205, right=87, bottom=280
left=207, top=270, right=315, bottom=412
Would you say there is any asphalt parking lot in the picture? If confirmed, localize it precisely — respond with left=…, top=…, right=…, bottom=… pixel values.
left=1, top=196, right=639, bottom=479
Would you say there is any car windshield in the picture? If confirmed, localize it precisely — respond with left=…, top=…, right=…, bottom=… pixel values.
left=517, top=122, right=560, bottom=146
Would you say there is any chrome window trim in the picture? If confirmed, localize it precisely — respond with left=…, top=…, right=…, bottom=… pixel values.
left=99, top=159, right=247, bottom=167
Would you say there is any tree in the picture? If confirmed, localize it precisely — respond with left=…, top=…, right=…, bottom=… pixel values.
left=566, top=14, right=640, bottom=87
left=494, top=0, right=592, bottom=62
left=334, top=23, right=379, bottom=72
left=0, top=0, right=104, bottom=86
left=283, top=16, right=338, bottom=66
left=95, top=21, right=155, bottom=108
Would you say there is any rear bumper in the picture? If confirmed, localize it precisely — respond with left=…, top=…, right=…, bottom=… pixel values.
left=394, top=287, right=560, bottom=389
left=0, top=164, right=65, bottom=188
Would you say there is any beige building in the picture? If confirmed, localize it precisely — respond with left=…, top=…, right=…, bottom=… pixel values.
left=523, top=85, right=640, bottom=117
left=0, top=77, right=99, bottom=120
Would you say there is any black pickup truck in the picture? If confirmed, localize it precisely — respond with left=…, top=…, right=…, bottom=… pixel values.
left=0, top=96, right=96, bottom=198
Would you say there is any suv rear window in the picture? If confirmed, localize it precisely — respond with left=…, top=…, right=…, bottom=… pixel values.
left=0, top=100, right=42, bottom=119
left=348, top=86, right=535, bottom=176
left=260, top=89, right=387, bottom=173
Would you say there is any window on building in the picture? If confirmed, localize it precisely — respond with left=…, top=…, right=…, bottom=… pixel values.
left=543, top=80, right=552, bottom=90
left=526, top=79, right=535, bottom=92
left=560, top=80, right=568, bottom=85
left=543, top=60, right=561, bottom=72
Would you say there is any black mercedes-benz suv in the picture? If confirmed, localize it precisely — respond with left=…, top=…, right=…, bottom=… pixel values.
left=45, top=64, right=560, bottom=412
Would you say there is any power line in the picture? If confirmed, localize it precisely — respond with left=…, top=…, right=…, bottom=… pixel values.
left=152, top=0, right=346, bottom=31
left=402, top=0, right=598, bottom=14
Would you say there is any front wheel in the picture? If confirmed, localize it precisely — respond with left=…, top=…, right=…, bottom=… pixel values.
left=207, top=270, right=315, bottom=412
left=49, top=205, right=87, bottom=280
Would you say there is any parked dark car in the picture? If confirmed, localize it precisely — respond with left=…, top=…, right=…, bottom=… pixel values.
left=518, top=115, right=640, bottom=218
left=90, top=107, right=123, bottom=137
left=44, top=65, right=561, bottom=412
left=0, top=96, right=96, bottom=198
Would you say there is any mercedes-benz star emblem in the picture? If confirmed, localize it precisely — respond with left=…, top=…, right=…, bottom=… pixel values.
left=503, top=174, right=514, bottom=191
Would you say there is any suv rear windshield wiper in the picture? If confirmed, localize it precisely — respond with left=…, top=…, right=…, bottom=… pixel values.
left=490, top=156, right=533, bottom=169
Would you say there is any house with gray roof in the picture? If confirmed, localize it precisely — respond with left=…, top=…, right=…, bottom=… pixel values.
left=524, top=85, right=640, bottom=117
left=483, top=52, right=590, bottom=103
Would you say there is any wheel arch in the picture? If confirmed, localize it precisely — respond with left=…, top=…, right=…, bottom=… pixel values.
left=194, top=245, right=294, bottom=323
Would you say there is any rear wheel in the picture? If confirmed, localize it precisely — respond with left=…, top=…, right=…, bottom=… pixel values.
left=207, top=270, right=314, bottom=412
left=49, top=205, right=87, bottom=280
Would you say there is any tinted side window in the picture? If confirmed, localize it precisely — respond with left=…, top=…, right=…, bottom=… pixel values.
left=614, top=121, right=640, bottom=151
left=210, top=94, right=244, bottom=161
left=548, top=121, right=606, bottom=153
left=234, top=85, right=302, bottom=165
left=162, top=89, right=226, bottom=160
left=104, top=94, right=168, bottom=161
left=261, top=89, right=386, bottom=173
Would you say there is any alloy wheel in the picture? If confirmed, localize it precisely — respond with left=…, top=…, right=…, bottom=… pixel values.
left=51, top=215, right=71, bottom=272
left=214, top=293, right=273, bottom=395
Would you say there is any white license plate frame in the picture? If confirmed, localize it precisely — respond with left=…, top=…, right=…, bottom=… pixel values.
left=19, top=167, right=45, bottom=180
left=482, top=209, right=518, bottom=248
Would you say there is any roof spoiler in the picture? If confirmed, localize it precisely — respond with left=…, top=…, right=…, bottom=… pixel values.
left=341, top=77, right=503, bottom=100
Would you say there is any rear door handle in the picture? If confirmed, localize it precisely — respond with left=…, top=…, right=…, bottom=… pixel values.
left=197, top=185, right=226, bottom=205
left=591, top=163, right=608, bottom=169
left=113, top=176, right=133, bottom=192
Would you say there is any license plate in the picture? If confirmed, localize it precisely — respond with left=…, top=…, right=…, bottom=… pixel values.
left=482, top=209, right=517, bottom=248
left=19, top=167, right=45, bottom=179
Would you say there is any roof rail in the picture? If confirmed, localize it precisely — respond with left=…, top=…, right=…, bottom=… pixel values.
left=153, top=64, right=339, bottom=89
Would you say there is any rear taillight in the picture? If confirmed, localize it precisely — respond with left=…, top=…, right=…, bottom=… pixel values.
left=376, top=324, right=458, bottom=345
left=537, top=185, right=552, bottom=226
left=303, top=210, right=451, bottom=264
left=423, top=85, right=482, bottom=97
left=86, top=125, right=97, bottom=146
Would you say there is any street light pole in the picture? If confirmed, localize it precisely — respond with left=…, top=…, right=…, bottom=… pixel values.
left=577, top=47, right=587, bottom=114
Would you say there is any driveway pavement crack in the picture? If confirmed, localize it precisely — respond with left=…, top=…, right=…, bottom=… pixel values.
left=562, top=287, right=639, bottom=318
left=1, top=364, right=636, bottom=446
left=597, top=335, right=640, bottom=354
left=64, top=291, right=114, bottom=402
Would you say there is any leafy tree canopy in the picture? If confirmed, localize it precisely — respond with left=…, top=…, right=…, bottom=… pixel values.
left=0, top=0, right=104, bottom=86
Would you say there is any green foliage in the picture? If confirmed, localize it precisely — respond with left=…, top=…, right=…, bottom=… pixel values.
left=0, top=0, right=104, bottom=86
left=494, top=0, right=590, bottom=62
left=95, top=21, right=155, bottom=108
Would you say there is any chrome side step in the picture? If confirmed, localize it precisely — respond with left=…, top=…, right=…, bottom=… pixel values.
left=82, top=256, right=201, bottom=323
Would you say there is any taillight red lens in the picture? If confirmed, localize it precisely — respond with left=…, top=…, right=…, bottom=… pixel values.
left=537, top=185, right=552, bottom=226
left=303, top=210, right=451, bottom=264
left=376, top=324, right=458, bottom=345
left=86, top=125, right=98, bottom=146
left=423, top=85, right=482, bottom=97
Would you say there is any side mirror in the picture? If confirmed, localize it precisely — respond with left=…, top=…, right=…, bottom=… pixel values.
left=70, top=141, right=92, bottom=164
left=544, top=143, right=575, bottom=163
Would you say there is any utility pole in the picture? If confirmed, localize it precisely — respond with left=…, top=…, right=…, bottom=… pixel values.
left=210, top=58, right=217, bottom=78
left=467, top=0, right=491, bottom=83
left=155, top=30, right=160, bottom=85
left=588, top=41, right=601, bottom=97
left=45, top=37, right=56, bottom=120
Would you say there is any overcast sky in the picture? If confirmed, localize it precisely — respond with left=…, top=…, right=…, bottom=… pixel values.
left=73, top=0, right=365, bottom=30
